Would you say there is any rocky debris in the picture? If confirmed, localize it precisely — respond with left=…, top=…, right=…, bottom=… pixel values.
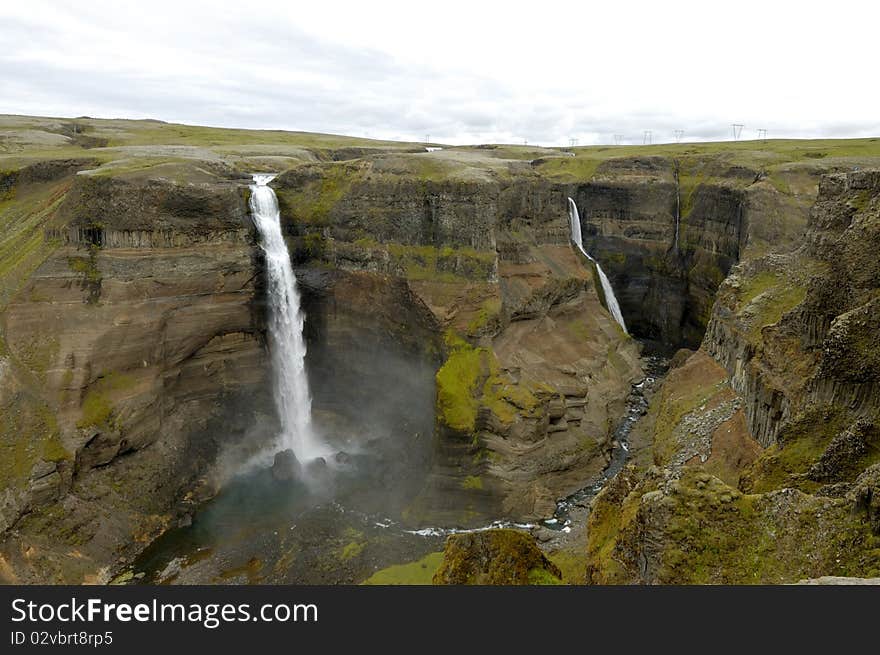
left=433, top=529, right=561, bottom=585
left=271, top=449, right=302, bottom=482
left=670, top=398, right=741, bottom=470
left=807, top=420, right=874, bottom=482
left=852, top=464, right=880, bottom=535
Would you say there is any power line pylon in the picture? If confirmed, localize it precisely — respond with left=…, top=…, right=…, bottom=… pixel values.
left=674, top=129, right=684, bottom=143
left=614, top=134, right=624, bottom=146
left=643, top=130, right=652, bottom=145
left=756, top=128, right=767, bottom=142
left=732, top=124, right=744, bottom=140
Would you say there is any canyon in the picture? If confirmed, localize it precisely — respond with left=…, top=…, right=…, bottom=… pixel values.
left=0, top=115, right=878, bottom=583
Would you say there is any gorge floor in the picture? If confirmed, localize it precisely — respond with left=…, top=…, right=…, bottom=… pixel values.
left=119, top=349, right=666, bottom=585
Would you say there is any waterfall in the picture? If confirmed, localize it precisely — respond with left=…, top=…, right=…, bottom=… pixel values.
left=250, top=174, right=325, bottom=461
left=567, top=198, right=628, bottom=333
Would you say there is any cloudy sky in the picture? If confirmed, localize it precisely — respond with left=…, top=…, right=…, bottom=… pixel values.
left=1, top=0, right=878, bottom=146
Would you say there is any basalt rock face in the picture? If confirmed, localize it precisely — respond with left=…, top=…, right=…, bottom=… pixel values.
left=704, top=170, right=880, bottom=447
left=0, top=170, right=274, bottom=583
left=585, top=170, right=880, bottom=584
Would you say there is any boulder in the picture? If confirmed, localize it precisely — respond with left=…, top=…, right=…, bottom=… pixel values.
left=270, top=449, right=302, bottom=482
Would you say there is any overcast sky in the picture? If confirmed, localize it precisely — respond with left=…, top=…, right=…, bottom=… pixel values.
left=1, top=0, right=878, bottom=146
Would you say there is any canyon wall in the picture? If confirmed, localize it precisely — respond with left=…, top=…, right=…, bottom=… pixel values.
left=585, top=169, right=880, bottom=583
left=0, top=169, right=274, bottom=582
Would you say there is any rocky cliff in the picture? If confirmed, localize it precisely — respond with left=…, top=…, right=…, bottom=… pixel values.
left=585, top=169, right=880, bottom=583
left=0, top=165, right=274, bottom=582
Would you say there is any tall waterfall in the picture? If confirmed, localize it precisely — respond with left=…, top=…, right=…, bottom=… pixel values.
left=567, top=198, right=628, bottom=333
left=250, top=174, right=324, bottom=461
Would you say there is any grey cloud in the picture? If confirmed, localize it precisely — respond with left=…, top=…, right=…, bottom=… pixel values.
left=1, top=10, right=877, bottom=145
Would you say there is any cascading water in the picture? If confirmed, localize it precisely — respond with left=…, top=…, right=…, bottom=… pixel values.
left=250, top=174, right=325, bottom=461
left=567, top=197, right=628, bottom=332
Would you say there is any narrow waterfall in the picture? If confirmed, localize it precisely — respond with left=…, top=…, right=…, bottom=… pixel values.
left=250, top=174, right=324, bottom=461
left=672, top=165, right=681, bottom=253
left=567, top=197, right=628, bottom=333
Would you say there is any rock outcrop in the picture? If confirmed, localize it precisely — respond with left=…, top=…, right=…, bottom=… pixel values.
left=433, top=529, right=562, bottom=585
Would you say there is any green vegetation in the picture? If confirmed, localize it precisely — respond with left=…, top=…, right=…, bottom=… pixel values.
left=276, top=162, right=363, bottom=225
left=361, top=552, right=444, bottom=585
left=651, top=374, right=730, bottom=466
left=585, top=471, right=651, bottom=583
left=435, top=336, right=486, bottom=432
left=740, top=405, right=877, bottom=494
left=76, top=372, right=137, bottom=429
left=588, top=467, right=880, bottom=583
left=0, top=180, right=68, bottom=311
left=466, top=297, right=502, bottom=335
left=657, top=470, right=880, bottom=583
left=337, top=528, right=367, bottom=562
left=0, top=389, right=69, bottom=490
left=435, top=331, right=541, bottom=434
left=527, top=568, right=563, bottom=585
left=387, top=243, right=496, bottom=282
left=736, top=270, right=807, bottom=337
left=460, top=475, right=483, bottom=490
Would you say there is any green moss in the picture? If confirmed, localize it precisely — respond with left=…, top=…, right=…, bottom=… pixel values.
left=77, top=391, right=112, bottom=429
left=461, top=475, right=483, bottom=490
left=655, top=470, right=880, bottom=583
left=466, top=297, right=502, bottom=336
left=736, top=270, right=806, bottom=337
left=340, top=541, right=365, bottom=561
left=301, top=231, right=326, bottom=258
left=66, top=245, right=102, bottom=304
left=276, top=163, right=363, bottom=226
left=605, top=251, right=626, bottom=265
left=0, top=391, right=68, bottom=490
left=433, top=529, right=563, bottom=585
left=361, top=552, right=444, bottom=585
left=585, top=473, right=649, bottom=583
left=547, top=547, right=591, bottom=584
left=387, top=242, right=495, bottom=282
left=435, top=339, right=486, bottom=433
left=742, top=405, right=849, bottom=494
left=652, top=380, right=728, bottom=467
left=527, top=567, right=563, bottom=585
left=75, top=372, right=137, bottom=429
left=534, top=155, right=602, bottom=182
left=0, top=180, right=67, bottom=311
left=678, top=171, right=706, bottom=219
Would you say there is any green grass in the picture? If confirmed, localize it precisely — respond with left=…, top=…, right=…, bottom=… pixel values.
left=361, top=552, right=444, bottom=585
left=736, top=270, right=807, bottom=337
left=743, top=405, right=849, bottom=494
